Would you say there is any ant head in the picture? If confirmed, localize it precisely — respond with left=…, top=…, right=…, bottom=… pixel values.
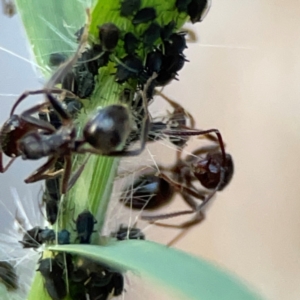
left=192, top=152, right=234, bottom=191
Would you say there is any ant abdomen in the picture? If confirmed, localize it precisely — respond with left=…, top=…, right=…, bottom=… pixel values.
left=83, top=105, right=132, bottom=153
left=120, top=173, right=174, bottom=210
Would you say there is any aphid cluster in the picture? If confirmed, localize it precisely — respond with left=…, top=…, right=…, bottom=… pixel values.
left=20, top=226, right=70, bottom=248
left=0, top=1, right=235, bottom=299
left=34, top=219, right=143, bottom=300
left=37, top=255, right=124, bottom=300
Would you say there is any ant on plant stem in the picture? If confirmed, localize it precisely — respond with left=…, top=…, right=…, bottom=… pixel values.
left=0, top=69, right=157, bottom=193
left=121, top=130, right=233, bottom=245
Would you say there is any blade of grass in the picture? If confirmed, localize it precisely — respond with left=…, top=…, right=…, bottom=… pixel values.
left=49, top=240, right=263, bottom=300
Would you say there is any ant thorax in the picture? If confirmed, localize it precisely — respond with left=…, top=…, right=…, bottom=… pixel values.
left=20, top=125, right=75, bottom=160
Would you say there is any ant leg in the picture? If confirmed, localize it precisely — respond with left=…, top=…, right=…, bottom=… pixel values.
left=155, top=90, right=196, bottom=128
left=111, top=73, right=156, bottom=156
left=20, top=103, right=56, bottom=133
left=142, top=209, right=194, bottom=221
left=184, top=144, right=220, bottom=165
left=0, top=153, right=16, bottom=172
left=190, top=144, right=220, bottom=157
left=35, top=169, right=64, bottom=181
left=67, top=154, right=91, bottom=192
left=163, top=128, right=226, bottom=165
left=61, top=155, right=72, bottom=194
left=141, top=172, right=209, bottom=222
left=45, top=9, right=90, bottom=88
left=9, top=15, right=87, bottom=116
left=148, top=169, right=226, bottom=229
left=154, top=212, right=205, bottom=247
left=160, top=172, right=206, bottom=201
left=114, top=73, right=158, bottom=156
left=151, top=211, right=205, bottom=230
left=45, top=93, right=71, bottom=124
left=10, top=88, right=72, bottom=116
left=24, top=156, right=57, bottom=184
left=37, top=189, right=49, bottom=223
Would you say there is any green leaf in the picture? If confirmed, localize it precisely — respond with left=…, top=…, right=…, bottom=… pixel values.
left=49, top=240, right=263, bottom=300
left=0, top=284, right=9, bottom=300
left=15, top=0, right=87, bottom=77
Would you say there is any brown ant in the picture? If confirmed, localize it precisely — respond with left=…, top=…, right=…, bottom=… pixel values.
left=139, top=132, right=234, bottom=229
left=0, top=73, right=156, bottom=194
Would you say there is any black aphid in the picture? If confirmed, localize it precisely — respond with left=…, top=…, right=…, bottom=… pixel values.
left=162, top=54, right=186, bottom=74
left=187, top=0, right=212, bottom=23
left=115, top=55, right=143, bottom=83
left=82, top=44, right=110, bottom=76
left=124, top=32, right=139, bottom=54
left=175, top=0, right=193, bottom=13
left=37, top=258, right=67, bottom=300
left=164, top=32, right=187, bottom=54
left=120, top=0, right=141, bottom=17
left=75, top=210, right=97, bottom=244
left=86, top=271, right=124, bottom=299
left=160, top=21, right=176, bottom=42
left=49, top=53, right=67, bottom=67
left=98, top=23, right=120, bottom=52
left=20, top=227, right=70, bottom=248
left=112, top=225, right=145, bottom=240
left=145, top=50, right=163, bottom=74
left=143, top=22, right=161, bottom=48
left=132, top=7, right=156, bottom=25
